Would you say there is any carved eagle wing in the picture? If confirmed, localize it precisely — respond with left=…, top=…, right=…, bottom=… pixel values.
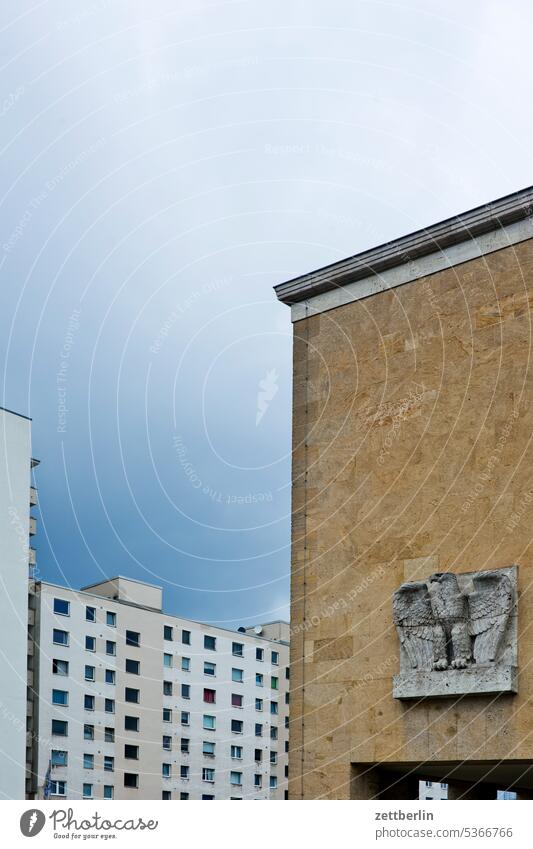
left=393, top=581, right=435, bottom=670
left=468, top=571, right=513, bottom=664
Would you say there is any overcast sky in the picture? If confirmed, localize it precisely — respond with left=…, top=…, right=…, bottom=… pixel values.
left=2, top=0, right=533, bottom=627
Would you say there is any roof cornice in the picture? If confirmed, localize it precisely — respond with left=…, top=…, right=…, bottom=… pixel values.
left=274, top=185, right=533, bottom=309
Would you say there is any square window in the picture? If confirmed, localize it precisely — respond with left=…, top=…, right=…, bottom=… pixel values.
left=231, top=693, right=243, bottom=708
left=231, top=719, right=243, bottom=734
left=270, top=726, right=278, bottom=740
left=181, top=629, right=190, bottom=645
left=105, top=670, right=115, bottom=685
left=181, top=711, right=190, bottom=726
left=104, top=756, right=114, bottom=772
left=52, top=659, right=69, bottom=676
left=126, top=659, right=140, bottom=675
left=53, top=598, right=70, bottom=616
left=103, top=785, right=114, bottom=800
left=256, top=647, right=264, bottom=662
left=162, top=790, right=171, bottom=800
left=230, top=771, right=242, bottom=786
left=181, top=656, right=190, bottom=672
left=255, top=698, right=263, bottom=711
left=181, top=738, right=190, bottom=753
left=269, top=776, right=278, bottom=789
left=51, top=750, right=68, bottom=766
left=270, top=701, right=278, bottom=715
left=203, top=661, right=215, bottom=676
left=126, top=630, right=140, bottom=648
left=104, top=699, right=115, bottom=714
left=254, top=774, right=262, bottom=788
left=106, top=611, right=116, bottom=627
left=254, top=748, right=262, bottom=762
left=125, top=687, right=139, bottom=704
left=52, top=689, right=68, bottom=706
left=52, top=719, right=68, bottom=736
left=84, top=665, right=95, bottom=682
left=232, top=642, right=243, bottom=657
left=104, top=727, right=114, bottom=743
left=164, top=625, right=173, bottom=641
left=204, top=635, right=216, bottom=651
left=163, top=653, right=172, bottom=668
left=255, top=723, right=262, bottom=737
left=203, top=714, right=216, bottom=730
left=232, top=668, right=243, bottom=683
left=162, top=735, right=172, bottom=750
left=84, top=724, right=94, bottom=741
left=203, top=740, right=215, bottom=756
left=50, top=780, right=66, bottom=796
left=83, top=753, right=94, bottom=770
left=124, top=773, right=138, bottom=789
left=231, top=745, right=242, bottom=759
left=270, top=751, right=278, bottom=764
left=163, top=708, right=172, bottom=722
left=203, top=688, right=216, bottom=704
left=124, top=744, right=138, bottom=760
left=256, top=673, right=263, bottom=687
left=85, top=635, right=95, bottom=652
left=125, top=716, right=139, bottom=732
left=84, top=695, right=95, bottom=711
left=86, top=606, right=96, bottom=622
left=106, top=640, right=116, bottom=656
left=53, top=629, right=69, bottom=646
left=181, top=683, right=190, bottom=699
left=162, top=763, right=171, bottom=777
left=163, top=681, right=172, bottom=696
left=180, top=765, right=189, bottom=780
left=202, top=767, right=215, bottom=782
left=83, top=783, right=93, bottom=798
left=180, top=792, right=189, bottom=800
left=271, top=650, right=279, bottom=665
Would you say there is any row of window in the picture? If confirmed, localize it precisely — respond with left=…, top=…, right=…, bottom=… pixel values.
left=51, top=742, right=285, bottom=766
left=52, top=628, right=140, bottom=649
left=49, top=781, right=114, bottom=799
left=54, top=691, right=280, bottom=716
left=52, top=717, right=286, bottom=738
left=49, top=779, right=281, bottom=799
left=53, top=657, right=288, bottom=690
left=53, top=599, right=281, bottom=665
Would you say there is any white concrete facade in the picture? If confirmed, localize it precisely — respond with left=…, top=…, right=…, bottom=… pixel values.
left=32, top=578, right=289, bottom=800
left=0, top=407, right=33, bottom=800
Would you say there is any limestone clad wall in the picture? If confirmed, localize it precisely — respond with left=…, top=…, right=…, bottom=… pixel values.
left=289, top=238, right=533, bottom=799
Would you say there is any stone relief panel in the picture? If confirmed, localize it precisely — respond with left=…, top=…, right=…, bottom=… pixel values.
left=392, top=566, right=517, bottom=699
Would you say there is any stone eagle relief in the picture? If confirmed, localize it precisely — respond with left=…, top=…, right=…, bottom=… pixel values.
left=392, top=567, right=518, bottom=699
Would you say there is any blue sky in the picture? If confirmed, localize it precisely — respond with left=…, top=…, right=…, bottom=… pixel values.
left=1, top=0, right=533, bottom=626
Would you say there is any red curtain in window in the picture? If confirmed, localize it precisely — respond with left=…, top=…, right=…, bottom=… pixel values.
left=204, top=689, right=216, bottom=703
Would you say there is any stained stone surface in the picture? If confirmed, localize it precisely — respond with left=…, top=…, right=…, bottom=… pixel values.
left=393, top=665, right=518, bottom=700
left=288, top=237, right=533, bottom=799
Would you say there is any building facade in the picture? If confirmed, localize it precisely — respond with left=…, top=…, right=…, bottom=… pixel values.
left=0, top=407, right=36, bottom=800
left=276, top=185, right=533, bottom=799
left=29, top=576, right=289, bottom=800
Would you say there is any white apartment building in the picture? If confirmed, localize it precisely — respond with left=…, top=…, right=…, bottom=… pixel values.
left=0, top=407, right=36, bottom=800
left=30, top=576, right=289, bottom=800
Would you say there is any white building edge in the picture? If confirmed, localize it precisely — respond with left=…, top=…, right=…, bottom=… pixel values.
left=0, top=407, right=37, bottom=800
